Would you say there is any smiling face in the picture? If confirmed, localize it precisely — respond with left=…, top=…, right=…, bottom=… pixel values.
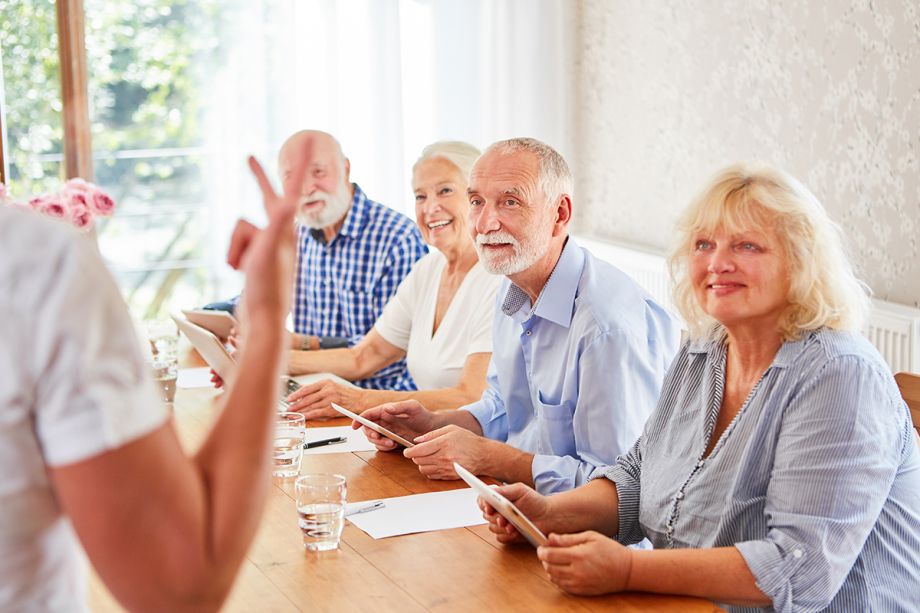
left=413, top=157, right=471, bottom=252
left=279, top=132, right=352, bottom=229
left=688, top=222, right=791, bottom=332
left=467, top=149, right=554, bottom=276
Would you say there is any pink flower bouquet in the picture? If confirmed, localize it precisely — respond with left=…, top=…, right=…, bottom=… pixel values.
left=0, top=178, right=116, bottom=232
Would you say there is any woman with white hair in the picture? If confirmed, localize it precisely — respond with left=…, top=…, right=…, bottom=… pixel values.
left=286, top=141, right=500, bottom=416
left=479, top=163, right=920, bottom=611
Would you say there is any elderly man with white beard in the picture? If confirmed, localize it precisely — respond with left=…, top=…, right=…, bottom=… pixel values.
left=214, top=130, right=427, bottom=391
left=356, top=138, right=681, bottom=494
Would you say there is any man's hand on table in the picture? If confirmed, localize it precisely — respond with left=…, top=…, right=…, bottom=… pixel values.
left=403, top=425, right=493, bottom=480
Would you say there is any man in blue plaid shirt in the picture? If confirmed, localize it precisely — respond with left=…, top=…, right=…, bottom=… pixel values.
left=214, top=130, right=427, bottom=390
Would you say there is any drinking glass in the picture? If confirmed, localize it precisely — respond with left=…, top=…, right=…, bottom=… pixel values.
left=295, top=474, right=347, bottom=552
left=273, top=412, right=306, bottom=478
left=145, top=319, right=178, bottom=403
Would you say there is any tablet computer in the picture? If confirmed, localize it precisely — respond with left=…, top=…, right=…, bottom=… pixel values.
left=453, top=462, right=547, bottom=548
left=182, top=308, right=238, bottom=340
left=172, top=315, right=237, bottom=383
left=330, top=402, right=415, bottom=448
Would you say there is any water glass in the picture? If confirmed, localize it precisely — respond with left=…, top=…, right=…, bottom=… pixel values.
left=273, top=412, right=306, bottom=478
left=295, top=474, right=347, bottom=552
left=146, top=319, right=178, bottom=403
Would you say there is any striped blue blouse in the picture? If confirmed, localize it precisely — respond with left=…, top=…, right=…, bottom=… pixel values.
left=594, top=327, right=920, bottom=612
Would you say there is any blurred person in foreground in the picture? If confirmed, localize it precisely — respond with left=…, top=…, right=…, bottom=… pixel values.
left=355, top=138, right=681, bottom=494
left=285, top=141, right=500, bottom=417
left=0, top=155, right=297, bottom=611
left=480, top=163, right=920, bottom=612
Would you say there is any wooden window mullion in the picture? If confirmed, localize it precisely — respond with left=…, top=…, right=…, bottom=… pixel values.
left=56, top=0, right=93, bottom=180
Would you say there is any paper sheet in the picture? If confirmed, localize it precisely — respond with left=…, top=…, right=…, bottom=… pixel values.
left=302, top=426, right=377, bottom=455
left=177, top=367, right=214, bottom=389
left=346, top=488, right=486, bottom=539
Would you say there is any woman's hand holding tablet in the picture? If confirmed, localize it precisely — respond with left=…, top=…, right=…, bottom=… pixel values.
left=454, top=462, right=548, bottom=547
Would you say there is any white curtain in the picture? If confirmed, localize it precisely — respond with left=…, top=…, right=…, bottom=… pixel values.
left=201, top=0, right=572, bottom=297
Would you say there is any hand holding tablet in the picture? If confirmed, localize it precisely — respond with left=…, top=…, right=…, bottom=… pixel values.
left=331, top=402, right=416, bottom=448
left=182, top=308, right=238, bottom=340
left=453, top=462, right=548, bottom=548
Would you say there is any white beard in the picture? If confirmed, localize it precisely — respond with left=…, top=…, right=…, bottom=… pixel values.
left=474, top=228, right=551, bottom=276
left=297, top=182, right=352, bottom=229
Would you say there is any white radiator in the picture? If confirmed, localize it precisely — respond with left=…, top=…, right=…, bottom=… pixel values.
left=576, top=235, right=920, bottom=373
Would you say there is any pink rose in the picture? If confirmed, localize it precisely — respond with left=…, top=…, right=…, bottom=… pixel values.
left=89, top=189, right=115, bottom=216
left=40, top=197, right=67, bottom=219
left=64, top=188, right=89, bottom=209
left=29, top=195, right=46, bottom=208
left=69, top=202, right=94, bottom=230
left=0, top=182, right=7, bottom=200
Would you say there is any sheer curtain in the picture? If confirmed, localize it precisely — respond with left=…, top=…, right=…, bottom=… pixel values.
left=202, top=0, right=572, bottom=298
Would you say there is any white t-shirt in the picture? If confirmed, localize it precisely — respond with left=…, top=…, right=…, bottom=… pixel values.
left=375, top=252, right=499, bottom=390
left=0, top=207, right=168, bottom=612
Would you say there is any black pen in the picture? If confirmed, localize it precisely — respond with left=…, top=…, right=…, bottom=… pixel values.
left=304, top=436, right=347, bottom=449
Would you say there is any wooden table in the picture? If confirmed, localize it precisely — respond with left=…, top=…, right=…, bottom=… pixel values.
left=88, top=385, right=722, bottom=612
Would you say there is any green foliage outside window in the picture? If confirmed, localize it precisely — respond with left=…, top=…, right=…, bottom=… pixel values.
left=1, top=0, right=244, bottom=319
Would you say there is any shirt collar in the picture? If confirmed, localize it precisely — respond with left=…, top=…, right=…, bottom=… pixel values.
left=500, top=237, right=583, bottom=328
left=337, top=183, right=367, bottom=239
left=688, top=326, right=814, bottom=370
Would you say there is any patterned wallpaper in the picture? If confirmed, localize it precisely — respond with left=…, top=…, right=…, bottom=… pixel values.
left=569, top=0, right=920, bottom=307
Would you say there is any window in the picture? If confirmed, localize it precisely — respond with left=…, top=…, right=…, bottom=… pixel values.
left=1, top=0, right=569, bottom=319
left=0, top=0, right=65, bottom=195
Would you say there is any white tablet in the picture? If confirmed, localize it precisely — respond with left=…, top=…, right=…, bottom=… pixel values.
left=453, top=462, right=548, bottom=548
left=330, top=402, right=415, bottom=448
left=182, top=308, right=238, bottom=340
left=172, top=315, right=237, bottom=383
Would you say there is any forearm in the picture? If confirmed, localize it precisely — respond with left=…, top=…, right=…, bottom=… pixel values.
left=288, top=329, right=401, bottom=382
left=478, top=440, right=536, bottom=486
left=287, top=346, right=364, bottom=378
left=627, top=546, right=770, bottom=607
left=352, top=385, right=483, bottom=413
left=545, top=479, right=621, bottom=536
left=193, top=317, right=286, bottom=586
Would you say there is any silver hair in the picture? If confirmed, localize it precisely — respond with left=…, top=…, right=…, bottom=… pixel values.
left=484, top=137, right=573, bottom=205
left=414, top=141, right=481, bottom=181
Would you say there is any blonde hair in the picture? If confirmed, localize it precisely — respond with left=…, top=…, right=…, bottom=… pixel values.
left=669, top=163, right=870, bottom=341
left=414, top=141, right=481, bottom=182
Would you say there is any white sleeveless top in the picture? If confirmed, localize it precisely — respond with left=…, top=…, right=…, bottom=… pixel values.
left=375, top=252, right=499, bottom=390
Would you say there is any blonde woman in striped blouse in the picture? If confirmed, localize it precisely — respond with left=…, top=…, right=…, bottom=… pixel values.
left=479, top=163, right=920, bottom=612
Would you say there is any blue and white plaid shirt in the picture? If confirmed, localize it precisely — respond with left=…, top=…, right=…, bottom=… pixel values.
left=293, top=183, right=427, bottom=390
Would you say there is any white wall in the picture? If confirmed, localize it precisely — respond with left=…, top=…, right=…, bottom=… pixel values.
left=569, top=0, right=920, bottom=307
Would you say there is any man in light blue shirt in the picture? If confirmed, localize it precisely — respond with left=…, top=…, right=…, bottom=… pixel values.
left=357, top=138, right=680, bottom=493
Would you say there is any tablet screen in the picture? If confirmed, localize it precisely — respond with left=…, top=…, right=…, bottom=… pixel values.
left=330, top=403, right=415, bottom=448
left=453, top=462, right=547, bottom=547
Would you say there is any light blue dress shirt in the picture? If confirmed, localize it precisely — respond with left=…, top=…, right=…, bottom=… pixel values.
left=594, top=328, right=920, bottom=612
left=464, top=238, right=681, bottom=493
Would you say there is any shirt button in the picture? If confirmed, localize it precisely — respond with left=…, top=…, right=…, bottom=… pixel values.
left=675, top=491, right=684, bottom=500
left=697, top=460, right=705, bottom=468
left=793, top=549, right=803, bottom=559
left=525, top=330, right=532, bottom=336
left=666, top=526, right=673, bottom=534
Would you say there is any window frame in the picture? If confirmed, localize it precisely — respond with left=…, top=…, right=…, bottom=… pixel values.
left=0, top=0, right=92, bottom=186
